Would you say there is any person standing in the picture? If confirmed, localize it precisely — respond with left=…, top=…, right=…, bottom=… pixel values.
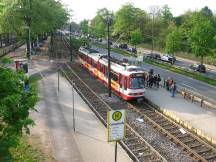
left=171, top=82, right=177, bottom=97
left=156, top=74, right=161, bottom=88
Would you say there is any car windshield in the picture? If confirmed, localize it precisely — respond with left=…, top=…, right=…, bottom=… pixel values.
left=129, top=77, right=145, bottom=89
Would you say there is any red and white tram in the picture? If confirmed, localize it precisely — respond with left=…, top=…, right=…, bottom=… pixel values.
left=78, top=46, right=146, bottom=101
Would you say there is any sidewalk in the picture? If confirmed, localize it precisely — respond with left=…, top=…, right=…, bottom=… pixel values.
left=145, top=86, right=216, bottom=144
left=30, top=62, right=132, bottom=162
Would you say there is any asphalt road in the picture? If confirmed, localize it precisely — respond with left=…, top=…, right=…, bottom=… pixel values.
left=92, top=46, right=216, bottom=102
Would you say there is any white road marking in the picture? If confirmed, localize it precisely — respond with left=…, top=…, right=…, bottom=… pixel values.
left=181, top=83, right=197, bottom=91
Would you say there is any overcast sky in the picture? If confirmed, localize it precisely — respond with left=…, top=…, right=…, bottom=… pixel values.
left=61, top=0, right=216, bottom=23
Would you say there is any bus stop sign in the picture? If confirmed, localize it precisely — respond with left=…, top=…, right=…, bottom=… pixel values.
left=107, top=110, right=126, bottom=142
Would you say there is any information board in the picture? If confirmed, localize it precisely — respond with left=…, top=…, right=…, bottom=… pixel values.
left=107, top=110, right=126, bottom=142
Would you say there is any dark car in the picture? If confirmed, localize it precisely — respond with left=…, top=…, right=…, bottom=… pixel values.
left=189, top=64, right=206, bottom=73
left=118, top=44, right=128, bottom=49
left=146, top=53, right=161, bottom=60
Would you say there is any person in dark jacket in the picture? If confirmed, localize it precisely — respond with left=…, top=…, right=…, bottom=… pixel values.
left=156, top=74, right=161, bottom=88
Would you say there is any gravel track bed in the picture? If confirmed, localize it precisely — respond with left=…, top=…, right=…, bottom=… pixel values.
left=69, top=62, right=194, bottom=162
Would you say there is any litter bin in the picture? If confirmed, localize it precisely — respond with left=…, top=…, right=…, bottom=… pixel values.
left=14, top=59, right=28, bottom=73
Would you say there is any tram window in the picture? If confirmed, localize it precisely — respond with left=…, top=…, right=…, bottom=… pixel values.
left=124, top=78, right=127, bottom=90
left=99, top=64, right=104, bottom=72
left=92, top=61, right=97, bottom=68
left=104, top=66, right=108, bottom=77
left=111, top=71, right=118, bottom=82
left=119, top=75, right=122, bottom=88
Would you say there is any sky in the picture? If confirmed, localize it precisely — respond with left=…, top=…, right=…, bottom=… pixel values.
left=61, top=0, right=216, bottom=23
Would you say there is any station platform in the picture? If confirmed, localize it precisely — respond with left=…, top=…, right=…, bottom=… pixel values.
left=30, top=62, right=132, bottom=162
left=145, top=87, right=216, bottom=145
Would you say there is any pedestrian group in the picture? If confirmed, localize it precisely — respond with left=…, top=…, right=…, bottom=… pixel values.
left=145, top=69, right=177, bottom=97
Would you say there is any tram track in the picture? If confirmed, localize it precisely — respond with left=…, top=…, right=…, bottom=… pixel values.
left=60, top=63, right=167, bottom=162
left=127, top=100, right=216, bottom=162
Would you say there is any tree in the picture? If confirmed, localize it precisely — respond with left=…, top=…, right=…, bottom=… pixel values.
left=130, top=29, right=142, bottom=48
left=0, top=66, right=38, bottom=144
left=0, top=0, right=69, bottom=58
left=89, top=8, right=111, bottom=38
left=201, top=6, right=213, bottom=18
left=188, top=13, right=215, bottom=64
left=80, top=19, right=89, bottom=35
left=161, top=5, right=173, bottom=25
left=165, top=27, right=181, bottom=56
left=113, top=3, right=147, bottom=40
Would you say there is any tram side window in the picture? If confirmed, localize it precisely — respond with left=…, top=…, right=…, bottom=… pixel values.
left=119, top=75, right=122, bottom=88
left=99, top=64, right=104, bottom=73
left=123, top=77, right=127, bottom=90
left=93, top=61, right=97, bottom=68
left=104, top=66, right=108, bottom=77
left=110, top=71, right=118, bottom=82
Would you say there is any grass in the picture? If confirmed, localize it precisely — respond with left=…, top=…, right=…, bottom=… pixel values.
left=144, top=58, right=216, bottom=86
left=0, top=136, right=46, bottom=162
left=91, top=42, right=132, bottom=56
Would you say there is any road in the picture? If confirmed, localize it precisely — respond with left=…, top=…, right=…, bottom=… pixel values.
left=92, top=46, right=216, bottom=102
left=139, top=48, right=216, bottom=79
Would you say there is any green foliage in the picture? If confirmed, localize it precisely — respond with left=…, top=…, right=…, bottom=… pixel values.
left=80, top=19, right=89, bottom=35
left=188, top=13, right=215, bottom=64
left=0, top=135, right=46, bottom=162
left=0, top=67, right=38, bottom=142
left=113, top=3, right=147, bottom=40
left=70, top=37, right=85, bottom=51
left=130, top=29, right=142, bottom=47
left=165, top=27, right=181, bottom=54
left=0, top=0, right=69, bottom=40
left=90, top=8, right=109, bottom=38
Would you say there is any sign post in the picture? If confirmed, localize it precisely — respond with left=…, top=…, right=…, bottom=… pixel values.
left=107, top=110, right=126, bottom=162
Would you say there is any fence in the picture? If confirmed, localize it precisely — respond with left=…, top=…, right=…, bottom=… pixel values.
left=0, top=42, right=24, bottom=57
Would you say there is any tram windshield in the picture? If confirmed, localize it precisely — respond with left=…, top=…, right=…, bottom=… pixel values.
left=129, top=77, right=145, bottom=89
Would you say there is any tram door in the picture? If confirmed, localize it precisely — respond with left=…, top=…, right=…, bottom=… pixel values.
left=119, top=74, right=127, bottom=96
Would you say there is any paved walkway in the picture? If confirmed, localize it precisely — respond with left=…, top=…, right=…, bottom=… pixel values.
left=145, top=86, right=216, bottom=143
left=30, top=61, right=132, bottom=162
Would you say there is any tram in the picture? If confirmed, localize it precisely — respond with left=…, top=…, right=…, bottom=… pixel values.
left=78, top=46, right=146, bottom=101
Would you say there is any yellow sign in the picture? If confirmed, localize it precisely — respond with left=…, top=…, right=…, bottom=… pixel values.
left=112, top=111, right=122, bottom=121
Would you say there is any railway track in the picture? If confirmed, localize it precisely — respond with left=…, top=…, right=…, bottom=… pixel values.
left=56, top=36, right=216, bottom=161
left=127, top=100, right=216, bottom=162
left=60, top=63, right=167, bottom=162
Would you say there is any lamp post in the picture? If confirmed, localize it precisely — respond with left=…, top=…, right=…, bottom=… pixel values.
left=149, top=12, right=154, bottom=54
left=70, top=22, right=72, bottom=62
left=105, top=13, right=112, bottom=97
left=24, top=17, right=31, bottom=60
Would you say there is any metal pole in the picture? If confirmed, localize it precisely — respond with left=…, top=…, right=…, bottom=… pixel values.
left=107, top=21, right=111, bottom=97
left=72, top=81, right=75, bottom=132
left=70, top=23, right=72, bottom=62
left=115, top=141, right=117, bottom=162
left=151, top=13, right=154, bottom=54
left=29, top=27, right=31, bottom=60
left=58, top=70, right=59, bottom=91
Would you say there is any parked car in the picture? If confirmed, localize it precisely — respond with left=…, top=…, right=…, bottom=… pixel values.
left=189, top=64, right=206, bottom=73
left=118, top=44, right=128, bottom=49
left=146, top=53, right=161, bottom=60
left=161, top=54, right=176, bottom=63
left=127, top=47, right=137, bottom=53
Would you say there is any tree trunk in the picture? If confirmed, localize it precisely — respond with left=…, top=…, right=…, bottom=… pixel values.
left=201, top=56, right=204, bottom=65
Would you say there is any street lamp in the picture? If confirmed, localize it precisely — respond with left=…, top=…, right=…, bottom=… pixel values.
left=105, top=12, right=112, bottom=97
left=24, top=16, right=31, bottom=60
left=149, top=12, right=154, bottom=54
left=70, top=21, right=72, bottom=62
